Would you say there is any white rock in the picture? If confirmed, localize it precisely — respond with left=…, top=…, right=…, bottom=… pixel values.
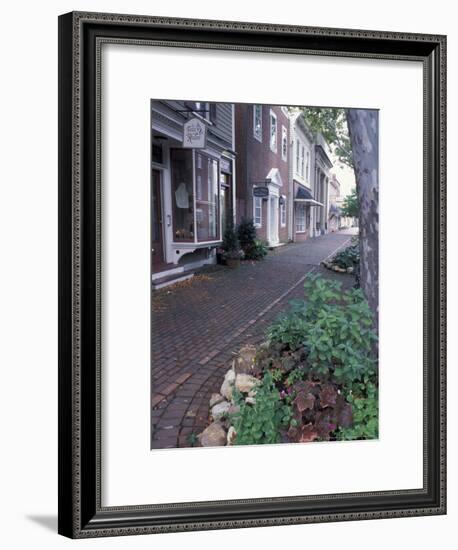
left=211, top=400, right=231, bottom=420
left=209, top=393, right=224, bottom=408
left=199, top=422, right=226, bottom=447
left=235, top=374, right=259, bottom=393
left=220, top=379, right=233, bottom=401
left=224, top=369, right=236, bottom=383
left=245, top=397, right=256, bottom=405
left=227, top=426, right=237, bottom=445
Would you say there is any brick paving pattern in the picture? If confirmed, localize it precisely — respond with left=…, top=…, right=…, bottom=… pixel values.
left=151, top=230, right=356, bottom=449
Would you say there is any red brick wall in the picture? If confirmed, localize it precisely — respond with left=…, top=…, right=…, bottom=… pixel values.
left=235, top=104, right=290, bottom=243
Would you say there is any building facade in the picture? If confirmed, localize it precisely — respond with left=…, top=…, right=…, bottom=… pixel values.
left=151, top=100, right=235, bottom=280
left=234, top=104, right=290, bottom=247
left=288, top=111, right=322, bottom=242
left=328, top=173, right=341, bottom=232
left=312, top=133, right=334, bottom=236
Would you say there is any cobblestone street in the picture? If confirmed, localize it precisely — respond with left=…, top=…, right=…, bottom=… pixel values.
left=151, top=229, right=357, bottom=449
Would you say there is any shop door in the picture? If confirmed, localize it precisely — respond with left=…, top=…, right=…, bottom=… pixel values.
left=152, top=170, right=164, bottom=270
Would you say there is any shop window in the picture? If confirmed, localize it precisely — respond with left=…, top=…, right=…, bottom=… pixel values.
left=196, top=153, right=219, bottom=242
left=254, top=196, right=262, bottom=227
left=296, top=204, right=306, bottom=233
left=253, top=105, right=262, bottom=142
left=171, top=149, right=194, bottom=241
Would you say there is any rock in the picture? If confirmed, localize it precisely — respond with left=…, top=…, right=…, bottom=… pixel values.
left=211, top=400, right=231, bottom=420
left=224, top=368, right=236, bottom=383
left=235, top=373, right=259, bottom=393
left=228, top=404, right=240, bottom=415
left=227, top=426, right=237, bottom=445
left=248, top=389, right=257, bottom=398
left=199, top=422, right=226, bottom=447
left=220, top=379, right=233, bottom=401
left=347, top=266, right=354, bottom=274
left=220, top=368, right=236, bottom=399
left=234, top=345, right=258, bottom=375
left=245, top=397, right=256, bottom=405
left=209, top=393, right=224, bottom=408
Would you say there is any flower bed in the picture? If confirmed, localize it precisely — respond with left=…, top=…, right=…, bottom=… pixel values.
left=321, top=238, right=359, bottom=275
left=198, top=273, right=378, bottom=447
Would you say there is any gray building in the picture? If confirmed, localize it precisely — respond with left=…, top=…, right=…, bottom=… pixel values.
left=151, top=100, right=235, bottom=284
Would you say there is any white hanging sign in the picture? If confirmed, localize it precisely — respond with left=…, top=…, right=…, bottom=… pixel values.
left=182, top=117, right=207, bottom=148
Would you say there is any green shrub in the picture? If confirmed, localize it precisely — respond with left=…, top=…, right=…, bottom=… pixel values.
left=235, top=273, right=378, bottom=444
left=337, top=380, right=378, bottom=440
left=237, top=218, right=267, bottom=260
left=249, top=239, right=268, bottom=260
left=230, top=371, right=292, bottom=445
left=268, top=272, right=377, bottom=390
left=222, top=225, right=244, bottom=260
left=332, top=241, right=359, bottom=269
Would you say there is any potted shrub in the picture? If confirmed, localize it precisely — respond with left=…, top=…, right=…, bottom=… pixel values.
left=222, top=225, right=244, bottom=269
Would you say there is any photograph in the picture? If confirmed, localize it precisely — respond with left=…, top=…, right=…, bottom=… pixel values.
left=151, top=100, right=379, bottom=449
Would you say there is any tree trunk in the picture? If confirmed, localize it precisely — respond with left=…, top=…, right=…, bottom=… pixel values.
left=345, top=109, right=379, bottom=331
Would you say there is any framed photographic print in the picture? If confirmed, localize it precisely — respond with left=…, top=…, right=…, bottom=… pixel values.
left=58, top=11, right=446, bottom=538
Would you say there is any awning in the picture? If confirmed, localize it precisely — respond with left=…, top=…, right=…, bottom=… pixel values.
left=294, top=186, right=323, bottom=207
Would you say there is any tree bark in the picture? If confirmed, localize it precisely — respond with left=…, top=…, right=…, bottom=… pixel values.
left=345, top=109, right=379, bottom=332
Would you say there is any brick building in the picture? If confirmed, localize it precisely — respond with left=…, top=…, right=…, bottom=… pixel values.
left=234, top=104, right=290, bottom=246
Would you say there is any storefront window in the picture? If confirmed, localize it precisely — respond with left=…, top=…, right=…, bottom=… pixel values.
left=196, top=153, right=219, bottom=242
left=171, top=149, right=194, bottom=241
left=296, top=204, right=306, bottom=233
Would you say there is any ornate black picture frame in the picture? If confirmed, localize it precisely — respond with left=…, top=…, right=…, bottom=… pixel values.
left=58, top=11, right=446, bottom=538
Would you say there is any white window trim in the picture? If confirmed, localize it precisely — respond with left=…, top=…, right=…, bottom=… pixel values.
left=281, top=126, right=287, bottom=162
left=280, top=195, right=287, bottom=227
left=295, top=204, right=306, bottom=233
left=305, top=149, right=310, bottom=184
left=270, top=110, right=277, bottom=153
left=295, top=138, right=300, bottom=175
left=253, top=196, right=262, bottom=228
left=253, top=105, right=262, bottom=143
left=300, top=145, right=305, bottom=178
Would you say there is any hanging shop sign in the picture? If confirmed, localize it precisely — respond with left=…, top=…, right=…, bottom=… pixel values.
left=253, top=186, right=269, bottom=198
left=182, top=117, right=207, bottom=148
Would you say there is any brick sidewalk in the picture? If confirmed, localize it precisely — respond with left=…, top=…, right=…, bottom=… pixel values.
left=151, top=230, right=356, bottom=449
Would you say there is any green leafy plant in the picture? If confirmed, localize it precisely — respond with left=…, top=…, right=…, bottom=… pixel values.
left=337, top=380, right=378, bottom=440
left=250, top=239, right=268, bottom=260
left=332, top=241, right=359, bottom=269
left=187, top=433, right=199, bottom=447
left=230, top=371, right=292, bottom=445
left=237, top=218, right=267, bottom=260
left=263, top=273, right=378, bottom=442
left=221, top=224, right=244, bottom=260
